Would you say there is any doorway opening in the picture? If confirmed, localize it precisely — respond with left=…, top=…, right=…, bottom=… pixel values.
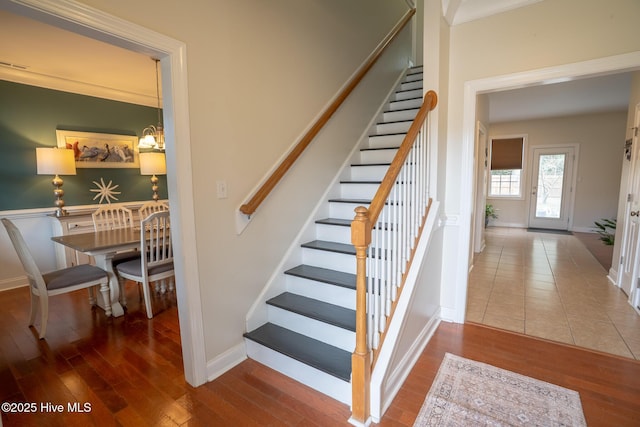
left=3, top=0, right=206, bottom=386
left=459, top=53, right=640, bottom=350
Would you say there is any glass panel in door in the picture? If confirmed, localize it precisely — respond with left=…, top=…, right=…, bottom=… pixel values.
left=534, top=154, right=566, bottom=219
left=528, top=147, right=575, bottom=230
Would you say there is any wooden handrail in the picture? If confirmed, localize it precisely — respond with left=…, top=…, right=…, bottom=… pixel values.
left=239, top=8, right=416, bottom=216
left=368, top=90, right=437, bottom=225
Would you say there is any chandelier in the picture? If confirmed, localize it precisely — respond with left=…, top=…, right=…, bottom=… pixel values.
left=139, top=58, right=165, bottom=150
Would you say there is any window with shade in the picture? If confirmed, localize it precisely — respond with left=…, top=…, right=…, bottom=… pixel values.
left=489, top=136, right=526, bottom=198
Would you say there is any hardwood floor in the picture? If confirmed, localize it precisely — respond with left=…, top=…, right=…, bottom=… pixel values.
left=1, top=284, right=639, bottom=426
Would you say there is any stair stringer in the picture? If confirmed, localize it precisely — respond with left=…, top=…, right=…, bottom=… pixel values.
left=369, top=201, right=442, bottom=423
left=244, top=68, right=408, bottom=334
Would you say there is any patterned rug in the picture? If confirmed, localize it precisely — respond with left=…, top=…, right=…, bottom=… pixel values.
left=414, top=353, right=587, bottom=426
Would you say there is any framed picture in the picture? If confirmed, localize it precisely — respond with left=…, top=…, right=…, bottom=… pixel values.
left=56, top=130, right=139, bottom=168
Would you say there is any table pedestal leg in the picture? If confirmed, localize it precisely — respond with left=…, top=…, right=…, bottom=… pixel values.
left=93, top=254, right=124, bottom=317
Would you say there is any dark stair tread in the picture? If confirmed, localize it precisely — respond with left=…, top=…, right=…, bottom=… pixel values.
left=376, top=119, right=414, bottom=125
left=315, top=218, right=352, bottom=227
left=340, top=180, right=382, bottom=184
left=369, top=132, right=407, bottom=138
left=301, top=239, right=388, bottom=259
left=328, top=198, right=403, bottom=207
left=360, top=146, right=399, bottom=151
left=301, top=240, right=355, bottom=255
left=383, top=107, right=420, bottom=114
left=267, top=292, right=355, bottom=331
left=350, top=162, right=392, bottom=167
left=244, top=323, right=351, bottom=381
left=328, top=198, right=372, bottom=204
left=390, top=96, right=422, bottom=101
left=285, top=264, right=356, bottom=290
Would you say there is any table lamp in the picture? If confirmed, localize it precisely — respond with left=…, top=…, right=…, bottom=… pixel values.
left=139, top=152, right=166, bottom=201
left=36, top=147, right=76, bottom=217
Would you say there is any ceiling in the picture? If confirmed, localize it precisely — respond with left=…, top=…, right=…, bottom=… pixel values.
left=0, top=3, right=633, bottom=122
left=0, top=9, right=159, bottom=108
left=443, top=0, right=545, bottom=26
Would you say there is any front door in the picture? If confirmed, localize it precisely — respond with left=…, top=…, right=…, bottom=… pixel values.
left=528, top=146, right=576, bottom=230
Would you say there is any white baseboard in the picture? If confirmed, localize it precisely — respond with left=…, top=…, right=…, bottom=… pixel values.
left=0, top=276, right=27, bottom=292
left=206, top=342, right=247, bottom=382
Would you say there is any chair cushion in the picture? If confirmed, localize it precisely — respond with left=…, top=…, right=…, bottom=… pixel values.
left=43, top=264, right=108, bottom=290
left=116, top=258, right=174, bottom=277
left=112, top=251, right=141, bottom=266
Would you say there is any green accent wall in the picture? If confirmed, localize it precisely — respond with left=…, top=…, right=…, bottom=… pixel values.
left=0, top=80, right=168, bottom=210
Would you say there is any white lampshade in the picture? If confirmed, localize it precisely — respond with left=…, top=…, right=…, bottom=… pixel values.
left=36, top=148, right=76, bottom=176
left=139, top=152, right=167, bottom=175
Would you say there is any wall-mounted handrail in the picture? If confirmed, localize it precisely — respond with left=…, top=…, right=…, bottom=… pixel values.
left=350, top=90, right=437, bottom=425
left=239, top=8, right=416, bottom=217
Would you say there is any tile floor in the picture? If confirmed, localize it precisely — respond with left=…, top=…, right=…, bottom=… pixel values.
left=466, top=227, right=640, bottom=360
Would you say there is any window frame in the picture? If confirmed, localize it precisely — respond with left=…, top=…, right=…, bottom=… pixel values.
left=487, top=134, right=527, bottom=200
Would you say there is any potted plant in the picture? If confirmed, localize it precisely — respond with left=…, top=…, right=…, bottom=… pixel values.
left=485, top=204, right=498, bottom=227
left=594, top=218, right=616, bottom=245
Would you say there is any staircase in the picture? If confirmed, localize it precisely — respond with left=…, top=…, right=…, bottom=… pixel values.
left=244, top=66, right=424, bottom=404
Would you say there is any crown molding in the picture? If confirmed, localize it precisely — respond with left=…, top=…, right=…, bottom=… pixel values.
left=0, top=65, right=157, bottom=106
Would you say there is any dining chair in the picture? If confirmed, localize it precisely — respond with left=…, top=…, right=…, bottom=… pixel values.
left=92, top=204, right=140, bottom=309
left=92, top=204, right=135, bottom=231
left=115, top=211, right=174, bottom=319
left=139, top=200, right=169, bottom=222
left=1, top=218, right=110, bottom=339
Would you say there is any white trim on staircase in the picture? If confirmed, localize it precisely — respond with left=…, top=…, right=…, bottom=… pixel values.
left=369, top=201, right=442, bottom=422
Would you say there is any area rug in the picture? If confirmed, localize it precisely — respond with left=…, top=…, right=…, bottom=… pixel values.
left=413, top=353, right=586, bottom=426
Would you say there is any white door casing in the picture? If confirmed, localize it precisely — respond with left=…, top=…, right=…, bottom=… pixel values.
left=620, top=106, right=640, bottom=300
left=473, top=121, right=488, bottom=253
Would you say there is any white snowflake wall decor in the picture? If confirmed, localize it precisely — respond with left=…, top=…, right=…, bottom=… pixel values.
left=90, top=178, right=121, bottom=204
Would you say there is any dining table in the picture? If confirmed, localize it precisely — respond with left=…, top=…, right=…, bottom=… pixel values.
left=51, top=227, right=140, bottom=317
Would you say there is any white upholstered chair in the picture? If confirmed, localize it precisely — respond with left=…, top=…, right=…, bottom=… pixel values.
left=1, top=218, right=110, bottom=339
left=116, top=211, right=174, bottom=319
left=138, top=201, right=169, bottom=222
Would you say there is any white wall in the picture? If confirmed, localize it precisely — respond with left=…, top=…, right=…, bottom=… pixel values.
left=441, top=0, right=640, bottom=321
left=70, top=0, right=412, bottom=366
left=488, top=111, right=626, bottom=231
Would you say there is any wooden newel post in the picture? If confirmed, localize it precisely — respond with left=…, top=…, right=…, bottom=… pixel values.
left=350, top=206, right=371, bottom=424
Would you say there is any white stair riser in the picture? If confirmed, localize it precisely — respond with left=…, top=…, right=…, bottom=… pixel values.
left=316, top=223, right=351, bottom=245
left=368, top=133, right=404, bottom=149
left=400, top=80, right=422, bottom=91
left=330, top=202, right=369, bottom=219
left=383, top=108, right=419, bottom=122
left=285, top=275, right=356, bottom=310
left=267, top=306, right=355, bottom=352
left=375, top=121, right=412, bottom=134
left=245, top=340, right=351, bottom=404
left=394, top=88, right=422, bottom=101
left=350, top=165, right=389, bottom=181
left=329, top=201, right=401, bottom=223
left=405, top=72, right=423, bottom=82
left=340, top=182, right=382, bottom=200
left=302, top=248, right=355, bottom=274
left=388, top=98, right=421, bottom=111
left=359, top=148, right=398, bottom=164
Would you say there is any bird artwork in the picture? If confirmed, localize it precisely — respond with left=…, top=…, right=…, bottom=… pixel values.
left=112, top=144, right=132, bottom=162
left=78, top=145, right=100, bottom=161
left=99, top=144, right=111, bottom=162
